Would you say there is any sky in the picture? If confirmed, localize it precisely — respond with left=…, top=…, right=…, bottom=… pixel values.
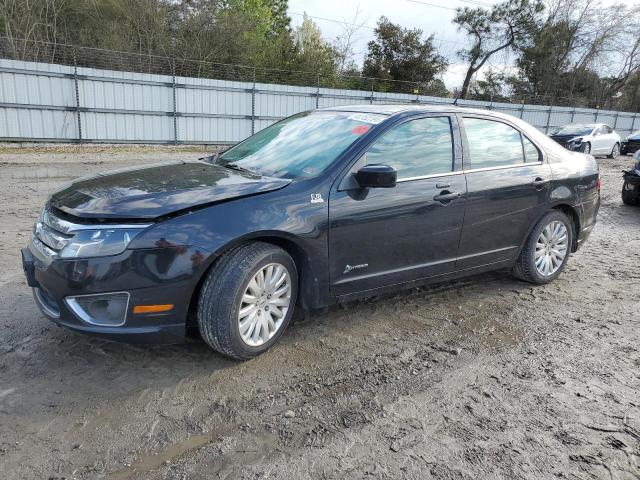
left=287, top=0, right=638, bottom=89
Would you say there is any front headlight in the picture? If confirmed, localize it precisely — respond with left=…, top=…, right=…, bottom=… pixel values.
left=59, top=228, right=145, bottom=258
left=569, top=137, right=583, bottom=144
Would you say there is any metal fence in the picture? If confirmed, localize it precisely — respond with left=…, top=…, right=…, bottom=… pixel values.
left=1, top=41, right=639, bottom=144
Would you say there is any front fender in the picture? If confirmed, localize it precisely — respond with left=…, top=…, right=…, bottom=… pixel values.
left=129, top=179, right=332, bottom=309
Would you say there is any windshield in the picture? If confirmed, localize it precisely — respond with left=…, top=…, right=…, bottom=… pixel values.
left=550, top=124, right=595, bottom=137
left=219, top=111, right=386, bottom=179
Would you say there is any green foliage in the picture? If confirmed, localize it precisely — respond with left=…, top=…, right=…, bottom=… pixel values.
left=453, top=0, right=543, bottom=99
left=362, top=16, right=447, bottom=90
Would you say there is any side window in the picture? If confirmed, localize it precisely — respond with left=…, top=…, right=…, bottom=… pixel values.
left=365, top=117, right=453, bottom=179
left=523, top=136, right=541, bottom=163
left=463, top=117, right=524, bottom=168
left=605, top=125, right=613, bottom=134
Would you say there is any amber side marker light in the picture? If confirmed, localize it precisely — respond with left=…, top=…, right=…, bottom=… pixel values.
left=133, top=304, right=174, bottom=314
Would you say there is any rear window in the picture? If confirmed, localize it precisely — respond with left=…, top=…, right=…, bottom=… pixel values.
left=463, top=118, right=524, bottom=169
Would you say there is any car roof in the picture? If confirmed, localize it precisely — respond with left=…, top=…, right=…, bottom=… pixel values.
left=320, top=103, right=505, bottom=118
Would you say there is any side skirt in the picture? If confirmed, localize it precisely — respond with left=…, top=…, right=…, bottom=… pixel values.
left=334, top=259, right=514, bottom=304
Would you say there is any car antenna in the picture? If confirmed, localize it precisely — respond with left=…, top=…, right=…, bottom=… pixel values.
left=453, top=91, right=460, bottom=106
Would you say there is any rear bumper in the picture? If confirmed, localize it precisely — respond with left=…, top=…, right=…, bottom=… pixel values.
left=21, top=242, right=205, bottom=344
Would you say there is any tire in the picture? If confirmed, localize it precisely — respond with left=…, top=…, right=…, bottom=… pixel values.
left=581, top=142, right=591, bottom=154
left=197, top=242, right=298, bottom=360
left=608, top=143, right=620, bottom=159
left=622, top=180, right=640, bottom=206
left=513, top=210, right=573, bottom=285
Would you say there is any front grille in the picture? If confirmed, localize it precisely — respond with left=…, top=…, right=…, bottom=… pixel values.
left=34, top=208, right=75, bottom=252
left=35, top=221, right=71, bottom=251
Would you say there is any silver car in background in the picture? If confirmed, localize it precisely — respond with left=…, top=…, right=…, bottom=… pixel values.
left=549, top=123, right=621, bottom=157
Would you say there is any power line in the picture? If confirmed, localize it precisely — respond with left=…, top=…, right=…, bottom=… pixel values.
left=405, top=0, right=496, bottom=11
left=404, top=0, right=458, bottom=12
left=289, top=11, right=469, bottom=48
left=289, top=12, right=375, bottom=30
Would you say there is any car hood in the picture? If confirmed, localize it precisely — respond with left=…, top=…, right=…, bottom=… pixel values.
left=49, top=160, right=292, bottom=220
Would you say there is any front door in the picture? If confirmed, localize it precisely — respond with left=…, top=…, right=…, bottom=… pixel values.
left=456, top=115, right=552, bottom=269
left=328, top=115, right=467, bottom=296
left=591, top=125, right=609, bottom=154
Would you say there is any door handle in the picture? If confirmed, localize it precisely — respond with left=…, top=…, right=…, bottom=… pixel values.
left=531, top=178, right=548, bottom=189
left=434, top=191, right=461, bottom=202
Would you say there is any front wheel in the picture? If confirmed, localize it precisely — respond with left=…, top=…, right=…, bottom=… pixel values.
left=197, top=242, right=298, bottom=360
left=608, top=143, right=620, bottom=159
left=513, top=210, right=573, bottom=285
left=581, top=142, right=591, bottom=154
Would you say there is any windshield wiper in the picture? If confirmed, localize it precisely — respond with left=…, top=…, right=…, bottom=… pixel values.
left=199, top=153, right=219, bottom=164
left=221, top=162, right=259, bottom=176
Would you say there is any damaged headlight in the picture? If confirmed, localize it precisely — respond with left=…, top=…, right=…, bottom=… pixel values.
left=60, top=228, right=145, bottom=258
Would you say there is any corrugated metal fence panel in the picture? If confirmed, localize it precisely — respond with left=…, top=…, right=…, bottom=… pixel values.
left=1, top=58, right=639, bottom=143
left=0, top=59, right=78, bottom=139
left=256, top=83, right=316, bottom=119
left=178, top=76, right=252, bottom=143
left=77, top=66, right=174, bottom=141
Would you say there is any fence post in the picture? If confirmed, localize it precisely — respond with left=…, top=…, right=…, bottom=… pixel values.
left=613, top=112, right=619, bottom=131
left=251, top=68, right=256, bottom=135
left=545, top=106, right=553, bottom=134
left=370, top=78, right=374, bottom=105
left=72, top=50, right=82, bottom=143
left=570, top=107, right=576, bottom=123
left=171, top=60, right=178, bottom=145
left=519, top=101, right=525, bottom=119
left=631, top=114, right=638, bottom=133
left=594, top=108, right=599, bottom=123
left=315, top=73, right=320, bottom=109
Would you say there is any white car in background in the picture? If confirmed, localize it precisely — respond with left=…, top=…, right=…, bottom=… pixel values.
left=549, top=123, right=621, bottom=158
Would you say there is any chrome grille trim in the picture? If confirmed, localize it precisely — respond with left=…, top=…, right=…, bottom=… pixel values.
left=42, top=207, right=151, bottom=233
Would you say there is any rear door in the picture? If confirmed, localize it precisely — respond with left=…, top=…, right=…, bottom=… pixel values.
left=456, top=115, right=552, bottom=270
left=328, top=114, right=466, bottom=296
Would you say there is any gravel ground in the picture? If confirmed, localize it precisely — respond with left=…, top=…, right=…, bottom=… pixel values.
left=0, top=147, right=639, bottom=480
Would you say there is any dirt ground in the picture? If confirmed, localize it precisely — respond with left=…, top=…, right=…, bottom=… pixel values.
left=0, top=146, right=639, bottom=480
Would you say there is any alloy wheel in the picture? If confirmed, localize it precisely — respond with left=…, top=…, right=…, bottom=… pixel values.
left=238, top=263, right=292, bottom=347
left=535, top=221, right=569, bottom=276
left=611, top=144, right=620, bottom=158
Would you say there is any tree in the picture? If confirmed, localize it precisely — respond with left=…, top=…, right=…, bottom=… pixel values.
left=453, top=0, right=543, bottom=99
left=508, top=0, right=640, bottom=109
left=468, top=68, right=509, bottom=101
left=362, top=16, right=447, bottom=88
left=292, top=14, right=340, bottom=83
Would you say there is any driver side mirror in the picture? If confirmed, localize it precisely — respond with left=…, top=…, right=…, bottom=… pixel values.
left=354, top=164, right=397, bottom=189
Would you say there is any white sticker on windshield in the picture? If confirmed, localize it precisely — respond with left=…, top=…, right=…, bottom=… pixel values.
left=347, top=113, right=385, bottom=125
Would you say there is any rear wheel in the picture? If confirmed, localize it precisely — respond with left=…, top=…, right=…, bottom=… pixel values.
left=513, top=210, right=573, bottom=285
left=622, top=180, right=640, bottom=206
left=608, top=143, right=620, bottom=159
left=197, top=242, right=298, bottom=360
